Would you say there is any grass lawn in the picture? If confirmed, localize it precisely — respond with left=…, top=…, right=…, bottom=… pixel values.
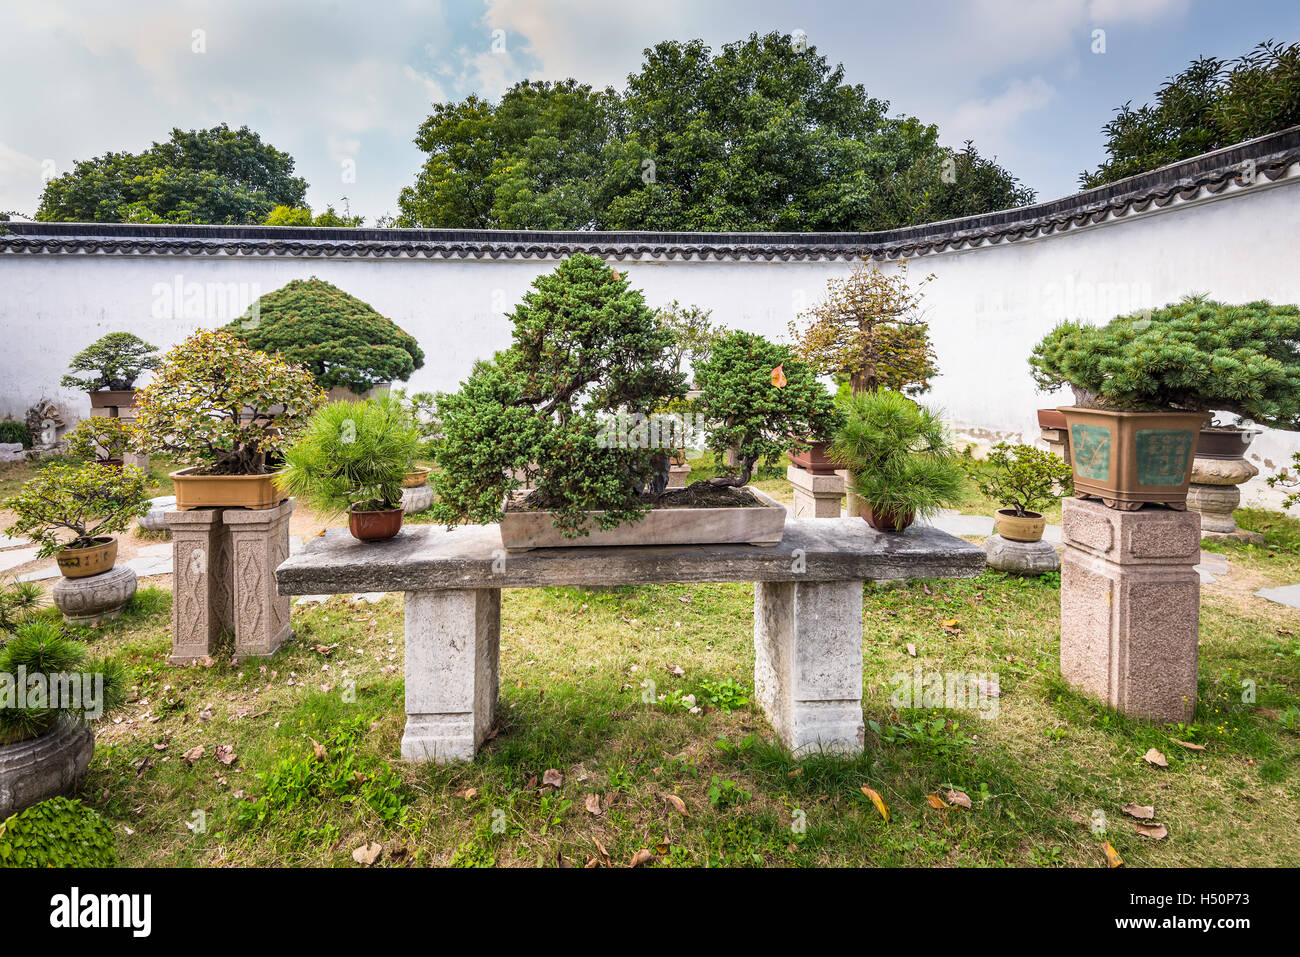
left=34, top=482, right=1294, bottom=868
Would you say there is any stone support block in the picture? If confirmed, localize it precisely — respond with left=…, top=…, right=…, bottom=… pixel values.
left=401, top=484, right=434, bottom=514
left=51, top=565, right=138, bottom=625
left=667, top=464, right=691, bottom=489
left=1188, top=455, right=1261, bottom=542
left=753, top=579, right=865, bottom=756
left=401, top=588, right=501, bottom=763
left=787, top=465, right=844, bottom=519
left=1060, top=498, right=1201, bottom=723
left=166, top=507, right=231, bottom=664
left=983, top=535, right=1059, bottom=575
left=223, top=500, right=294, bottom=659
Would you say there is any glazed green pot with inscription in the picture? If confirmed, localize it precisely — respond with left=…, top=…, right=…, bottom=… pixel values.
left=1058, top=407, right=1209, bottom=511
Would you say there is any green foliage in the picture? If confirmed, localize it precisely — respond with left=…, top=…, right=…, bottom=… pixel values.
left=391, top=388, right=441, bottom=458
left=37, top=123, right=308, bottom=224
left=971, top=442, right=1073, bottom=516
left=0, top=579, right=43, bottom=635
left=59, top=332, right=158, bottom=392
left=696, top=677, right=751, bottom=713
left=395, top=32, right=1032, bottom=231
left=133, top=329, right=324, bottom=474
left=3, top=462, right=149, bottom=556
left=706, top=775, right=751, bottom=809
left=63, top=417, right=136, bottom=461
left=1083, top=41, right=1300, bottom=188
left=228, top=278, right=424, bottom=392
left=278, top=396, right=421, bottom=514
left=431, top=254, right=685, bottom=536
left=0, top=797, right=116, bottom=868
left=830, top=390, right=964, bottom=521
left=657, top=301, right=721, bottom=380
left=1029, top=296, right=1300, bottom=427
left=692, top=331, right=841, bottom=486
left=0, top=420, right=32, bottom=448
left=0, top=620, right=126, bottom=742
left=1267, top=452, right=1300, bottom=511
left=263, top=204, right=364, bottom=227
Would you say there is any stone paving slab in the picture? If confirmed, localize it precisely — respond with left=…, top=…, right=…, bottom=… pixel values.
left=0, top=547, right=40, bottom=572
left=0, top=534, right=33, bottom=549
left=1255, top=583, right=1300, bottom=608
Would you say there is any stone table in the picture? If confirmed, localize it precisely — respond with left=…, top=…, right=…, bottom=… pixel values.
left=276, top=518, right=985, bottom=763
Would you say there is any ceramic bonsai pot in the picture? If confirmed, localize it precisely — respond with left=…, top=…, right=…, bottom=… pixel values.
left=1196, top=428, right=1262, bottom=460
left=348, top=506, right=404, bottom=542
left=88, top=389, right=137, bottom=410
left=860, top=503, right=915, bottom=534
left=170, top=467, right=287, bottom=510
left=98, top=458, right=124, bottom=468
left=1059, top=407, right=1208, bottom=510
left=1036, top=408, right=1067, bottom=430
left=994, top=509, right=1046, bottom=543
left=787, top=441, right=840, bottom=475
left=0, top=717, right=94, bottom=819
left=401, top=466, right=431, bottom=488
left=55, top=536, right=118, bottom=578
left=499, top=485, right=786, bottom=550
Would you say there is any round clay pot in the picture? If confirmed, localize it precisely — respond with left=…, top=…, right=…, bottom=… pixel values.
left=861, top=503, right=915, bottom=533
left=994, top=508, right=1046, bottom=543
left=348, top=506, right=404, bottom=542
left=401, top=466, right=431, bottom=488
left=0, top=717, right=94, bottom=820
left=56, top=536, right=117, bottom=579
left=1196, top=428, right=1261, bottom=460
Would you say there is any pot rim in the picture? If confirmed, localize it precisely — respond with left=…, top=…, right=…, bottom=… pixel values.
left=1057, top=405, right=1211, bottom=421
left=995, top=508, right=1044, bottom=520
left=59, top=535, right=116, bottom=552
left=347, top=504, right=404, bottom=516
left=169, top=466, right=286, bottom=481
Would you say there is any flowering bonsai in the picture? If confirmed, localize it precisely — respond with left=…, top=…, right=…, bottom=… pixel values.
left=60, top=333, right=159, bottom=392
left=134, top=329, right=324, bottom=475
left=3, top=463, right=149, bottom=559
left=63, top=417, right=136, bottom=463
left=432, top=254, right=685, bottom=536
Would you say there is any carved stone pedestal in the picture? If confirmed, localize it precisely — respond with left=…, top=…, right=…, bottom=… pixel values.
left=667, top=464, right=691, bottom=489
left=402, top=484, right=434, bottom=514
left=984, top=535, right=1059, bottom=575
left=786, top=465, right=844, bottom=518
left=1187, top=455, right=1262, bottom=543
left=1040, top=427, right=1070, bottom=465
left=1060, top=499, right=1200, bottom=723
left=51, top=565, right=137, bottom=625
left=166, top=499, right=294, bottom=663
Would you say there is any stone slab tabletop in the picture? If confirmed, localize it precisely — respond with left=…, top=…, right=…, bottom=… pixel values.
left=275, top=518, right=986, bottom=595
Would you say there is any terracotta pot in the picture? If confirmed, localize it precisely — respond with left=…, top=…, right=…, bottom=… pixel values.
left=1196, top=428, right=1261, bottom=460
left=98, top=458, right=124, bottom=468
left=88, top=389, right=137, bottom=410
left=995, top=508, right=1045, bottom=543
left=1036, top=408, right=1067, bottom=430
left=1059, top=406, right=1208, bottom=509
left=349, top=506, right=404, bottom=542
left=56, top=536, right=117, bottom=579
left=170, top=467, right=287, bottom=510
left=402, top=466, right=431, bottom=488
left=860, top=503, right=915, bottom=533
left=787, top=440, right=840, bottom=475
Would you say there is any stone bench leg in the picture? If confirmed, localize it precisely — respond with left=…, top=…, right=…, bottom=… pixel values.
left=753, top=579, right=865, bottom=757
left=401, top=588, right=500, bottom=763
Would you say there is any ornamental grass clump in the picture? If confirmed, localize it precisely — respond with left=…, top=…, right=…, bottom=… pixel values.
left=1029, top=296, right=1300, bottom=427
left=3, top=463, right=149, bottom=558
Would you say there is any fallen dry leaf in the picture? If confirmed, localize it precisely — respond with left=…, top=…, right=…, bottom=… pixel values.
left=860, top=786, right=890, bottom=822
left=666, top=664, right=685, bottom=677
left=1172, top=739, right=1206, bottom=752
left=592, top=836, right=611, bottom=865
left=662, top=793, right=689, bottom=817
left=352, top=843, right=383, bottom=866
left=182, top=745, right=204, bottom=765
left=310, top=738, right=328, bottom=761
left=584, top=793, right=602, bottom=815
left=542, top=768, right=564, bottom=788
left=941, top=618, right=961, bottom=633
left=629, top=848, right=655, bottom=868
left=1135, top=822, right=1169, bottom=840
left=925, top=793, right=949, bottom=809
left=585, top=857, right=600, bottom=868
left=1104, top=842, right=1124, bottom=868
left=1122, top=803, right=1155, bottom=820
left=1143, top=748, right=1169, bottom=768
left=944, top=788, right=972, bottom=809
left=906, top=643, right=917, bottom=657
left=214, top=745, right=237, bottom=766
left=454, top=788, right=477, bottom=800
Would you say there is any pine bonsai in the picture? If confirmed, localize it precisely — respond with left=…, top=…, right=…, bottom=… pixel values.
left=1029, top=296, right=1300, bottom=428
left=972, top=443, right=1073, bottom=517
left=692, top=331, right=842, bottom=487
left=432, top=254, right=685, bottom=536
left=59, top=332, right=159, bottom=392
left=229, top=277, right=424, bottom=393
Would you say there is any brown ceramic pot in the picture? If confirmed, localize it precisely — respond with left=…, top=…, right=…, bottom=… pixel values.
left=348, top=506, right=404, bottom=542
left=56, top=536, right=117, bottom=579
left=401, top=466, right=431, bottom=488
left=861, top=503, right=915, bottom=533
left=1195, top=428, right=1260, bottom=460
left=1059, top=407, right=1208, bottom=510
left=1036, top=408, right=1067, bottom=430
left=994, top=508, right=1046, bottom=543
left=787, top=440, right=840, bottom=475
left=88, top=389, right=137, bottom=410
left=170, top=467, right=287, bottom=510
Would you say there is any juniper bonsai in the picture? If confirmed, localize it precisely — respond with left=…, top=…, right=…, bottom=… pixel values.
left=431, top=254, right=685, bottom=536
left=228, top=277, right=424, bottom=393
left=1029, top=296, right=1300, bottom=428
left=59, top=332, right=159, bottom=392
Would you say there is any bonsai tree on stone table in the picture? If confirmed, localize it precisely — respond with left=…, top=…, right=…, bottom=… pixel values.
left=830, top=390, right=964, bottom=533
left=60, top=332, right=159, bottom=405
left=1030, top=296, right=1300, bottom=510
left=278, top=395, right=422, bottom=542
left=390, top=387, right=441, bottom=488
left=228, top=277, right=425, bottom=397
left=691, top=330, right=842, bottom=488
left=62, top=417, right=136, bottom=466
left=133, top=329, right=324, bottom=509
left=971, top=442, right=1073, bottom=543
left=432, top=254, right=800, bottom=549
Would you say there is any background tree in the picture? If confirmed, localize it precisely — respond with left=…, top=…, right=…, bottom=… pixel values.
left=1081, top=41, right=1300, bottom=188
left=60, top=332, right=158, bottom=391
left=228, top=278, right=424, bottom=393
left=789, top=259, right=938, bottom=396
left=37, top=123, right=308, bottom=224
left=263, top=204, right=364, bottom=227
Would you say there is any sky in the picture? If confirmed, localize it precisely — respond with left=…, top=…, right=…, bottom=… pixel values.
left=1, top=0, right=1298, bottom=225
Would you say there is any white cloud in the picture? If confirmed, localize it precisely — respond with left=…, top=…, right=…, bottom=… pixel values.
left=948, top=76, right=1057, bottom=141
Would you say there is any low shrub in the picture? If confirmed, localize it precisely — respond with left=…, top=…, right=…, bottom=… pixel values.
left=0, top=797, right=117, bottom=868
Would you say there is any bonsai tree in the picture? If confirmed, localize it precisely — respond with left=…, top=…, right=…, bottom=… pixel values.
left=134, top=329, right=324, bottom=475
left=789, top=259, right=937, bottom=396
left=228, top=277, right=425, bottom=393
left=432, top=254, right=685, bottom=536
left=3, top=463, right=149, bottom=558
left=692, top=331, right=842, bottom=487
left=0, top=579, right=43, bottom=634
left=657, top=301, right=721, bottom=383
left=830, top=390, right=964, bottom=527
left=391, top=387, right=442, bottom=460
left=60, top=332, right=159, bottom=392
left=0, top=620, right=126, bottom=746
left=972, top=442, right=1073, bottom=517
left=62, top=417, right=136, bottom=462
left=278, top=396, right=421, bottom=515
left=1029, top=296, right=1300, bottom=428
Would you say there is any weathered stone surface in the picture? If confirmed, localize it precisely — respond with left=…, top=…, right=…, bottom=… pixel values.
left=401, top=484, right=434, bottom=514
left=51, top=565, right=137, bottom=625
left=401, top=589, right=500, bottom=763
left=0, top=442, right=24, bottom=463
left=166, top=508, right=230, bottom=664
left=0, top=718, right=94, bottom=819
left=1190, top=456, right=1257, bottom=485
left=1256, top=583, right=1300, bottom=609
left=276, top=516, right=985, bottom=595
left=137, top=495, right=177, bottom=532
left=1187, top=455, right=1261, bottom=542
left=787, top=464, right=844, bottom=519
left=223, top=500, right=294, bottom=659
left=983, top=534, right=1060, bottom=575
left=667, top=464, right=691, bottom=489
left=754, top=579, right=865, bottom=756
left=1060, top=499, right=1199, bottom=723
